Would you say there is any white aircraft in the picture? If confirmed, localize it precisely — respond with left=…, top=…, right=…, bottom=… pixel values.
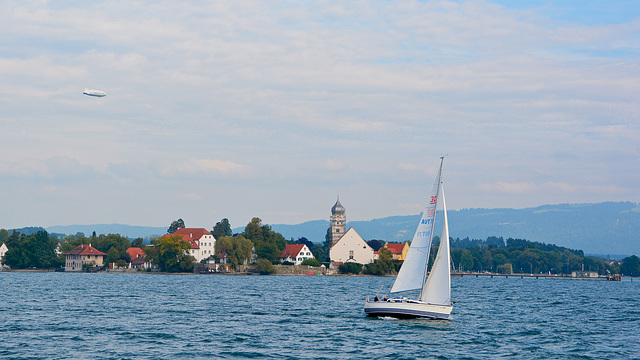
left=83, top=88, right=106, bottom=97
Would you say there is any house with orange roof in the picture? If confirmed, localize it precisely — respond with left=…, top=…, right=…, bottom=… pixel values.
left=126, top=247, right=150, bottom=269
left=163, top=228, right=216, bottom=263
left=280, top=244, right=315, bottom=265
left=384, top=242, right=410, bottom=261
left=63, top=244, right=107, bottom=271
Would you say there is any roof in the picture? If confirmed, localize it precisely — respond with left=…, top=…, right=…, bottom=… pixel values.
left=330, top=228, right=370, bottom=250
left=63, top=244, right=107, bottom=256
left=126, top=247, right=146, bottom=260
left=331, top=196, right=345, bottom=215
left=172, top=228, right=212, bottom=239
left=281, top=244, right=305, bottom=259
left=163, top=227, right=213, bottom=249
left=385, top=243, right=406, bottom=255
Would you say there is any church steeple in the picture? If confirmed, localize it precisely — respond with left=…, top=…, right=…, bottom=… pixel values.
left=330, top=194, right=346, bottom=247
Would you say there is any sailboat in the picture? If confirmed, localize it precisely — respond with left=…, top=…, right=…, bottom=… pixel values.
left=364, top=156, right=453, bottom=319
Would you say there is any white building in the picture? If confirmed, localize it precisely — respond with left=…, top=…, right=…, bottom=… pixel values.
left=330, top=228, right=375, bottom=264
left=0, top=243, right=8, bottom=268
left=165, top=228, right=217, bottom=263
left=280, top=244, right=315, bottom=265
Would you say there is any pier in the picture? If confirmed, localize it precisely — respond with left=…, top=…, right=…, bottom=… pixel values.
left=451, top=271, right=622, bottom=281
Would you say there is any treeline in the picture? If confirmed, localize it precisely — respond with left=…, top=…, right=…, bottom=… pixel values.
left=3, top=224, right=639, bottom=276
left=446, top=236, right=638, bottom=276
left=0, top=228, right=143, bottom=270
left=340, top=236, right=640, bottom=277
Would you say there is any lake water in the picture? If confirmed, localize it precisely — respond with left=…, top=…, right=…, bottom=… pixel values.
left=1, top=272, right=638, bottom=359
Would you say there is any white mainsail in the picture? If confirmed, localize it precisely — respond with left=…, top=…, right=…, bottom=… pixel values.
left=420, top=185, right=451, bottom=305
left=390, top=158, right=443, bottom=294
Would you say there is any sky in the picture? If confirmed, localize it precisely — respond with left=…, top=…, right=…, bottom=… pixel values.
left=1, top=0, right=639, bottom=231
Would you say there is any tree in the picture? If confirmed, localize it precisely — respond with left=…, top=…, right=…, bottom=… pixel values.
left=317, top=227, right=332, bottom=262
left=151, top=235, right=195, bottom=272
left=459, top=249, right=474, bottom=271
left=364, top=248, right=394, bottom=275
left=106, top=247, right=121, bottom=265
left=0, top=228, right=10, bottom=243
left=620, top=255, right=640, bottom=276
left=215, top=235, right=254, bottom=267
left=242, top=218, right=286, bottom=263
left=59, top=233, right=89, bottom=253
left=131, top=238, right=144, bottom=248
left=212, top=218, right=232, bottom=239
left=366, top=240, right=384, bottom=252
left=3, top=230, right=62, bottom=269
left=255, top=258, right=277, bottom=274
left=167, top=218, right=185, bottom=234
left=91, top=234, right=130, bottom=255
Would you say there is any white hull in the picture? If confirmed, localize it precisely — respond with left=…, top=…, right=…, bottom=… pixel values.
left=364, top=299, right=452, bottom=320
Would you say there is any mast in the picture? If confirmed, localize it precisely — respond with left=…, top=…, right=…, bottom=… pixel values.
left=419, top=155, right=445, bottom=291
left=389, top=155, right=445, bottom=295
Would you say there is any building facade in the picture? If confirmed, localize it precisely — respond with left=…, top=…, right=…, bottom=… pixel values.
left=329, top=228, right=375, bottom=264
left=0, top=243, right=8, bottom=268
left=166, top=228, right=217, bottom=263
left=63, top=244, right=107, bottom=271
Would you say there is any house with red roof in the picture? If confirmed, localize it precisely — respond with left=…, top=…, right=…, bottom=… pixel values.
left=280, top=244, right=315, bottom=265
left=63, top=244, right=107, bottom=272
left=163, top=228, right=216, bottom=263
left=385, top=242, right=410, bottom=261
left=126, top=247, right=150, bottom=270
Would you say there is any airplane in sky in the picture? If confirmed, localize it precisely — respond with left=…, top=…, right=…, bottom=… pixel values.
left=83, top=88, right=106, bottom=97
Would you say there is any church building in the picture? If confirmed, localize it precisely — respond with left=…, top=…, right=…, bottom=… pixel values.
left=328, top=196, right=375, bottom=264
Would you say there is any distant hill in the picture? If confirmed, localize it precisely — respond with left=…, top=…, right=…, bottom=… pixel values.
left=45, top=224, right=166, bottom=239
left=269, top=202, right=640, bottom=256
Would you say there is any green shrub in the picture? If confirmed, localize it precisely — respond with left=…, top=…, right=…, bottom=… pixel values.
left=255, top=258, right=277, bottom=275
left=339, top=262, right=362, bottom=275
left=301, top=258, right=321, bottom=266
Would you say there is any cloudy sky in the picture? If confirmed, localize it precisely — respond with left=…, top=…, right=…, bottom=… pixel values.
left=1, top=0, right=638, bottom=230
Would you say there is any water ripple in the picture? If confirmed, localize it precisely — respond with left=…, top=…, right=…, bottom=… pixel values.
left=1, top=273, right=638, bottom=359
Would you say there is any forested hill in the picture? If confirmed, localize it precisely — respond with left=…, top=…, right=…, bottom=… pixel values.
left=271, top=202, right=640, bottom=256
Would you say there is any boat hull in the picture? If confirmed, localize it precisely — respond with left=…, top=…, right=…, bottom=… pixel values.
left=364, top=300, right=452, bottom=320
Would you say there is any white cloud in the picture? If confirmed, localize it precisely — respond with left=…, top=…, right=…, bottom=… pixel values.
left=160, top=159, right=247, bottom=177
left=397, top=163, right=422, bottom=172
left=178, top=193, right=203, bottom=202
left=321, top=159, right=345, bottom=172
left=480, top=182, right=536, bottom=195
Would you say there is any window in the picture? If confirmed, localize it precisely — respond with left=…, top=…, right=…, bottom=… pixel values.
left=349, top=250, right=354, bottom=260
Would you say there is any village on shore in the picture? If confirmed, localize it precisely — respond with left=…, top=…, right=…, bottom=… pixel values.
left=2, top=197, right=639, bottom=278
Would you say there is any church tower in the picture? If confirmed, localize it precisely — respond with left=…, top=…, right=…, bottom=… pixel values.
left=330, top=195, right=346, bottom=247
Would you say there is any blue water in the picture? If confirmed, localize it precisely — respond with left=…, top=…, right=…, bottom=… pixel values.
left=1, top=273, right=638, bottom=359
